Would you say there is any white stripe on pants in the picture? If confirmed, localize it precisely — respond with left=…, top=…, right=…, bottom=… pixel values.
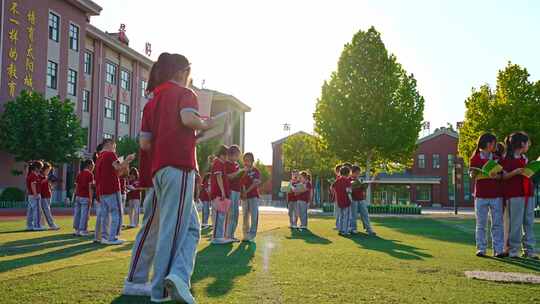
left=288, top=201, right=299, bottom=227
left=151, top=167, right=200, bottom=301
left=506, top=197, right=536, bottom=256
left=242, top=197, right=259, bottom=240
left=127, top=189, right=158, bottom=284
left=227, top=191, right=241, bottom=238
left=338, top=205, right=351, bottom=233
left=100, top=192, right=122, bottom=241
left=26, top=195, right=41, bottom=229
left=39, top=198, right=56, bottom=228
left=212, top=208, right=228, bottom=241
left=127, top=199, right=141, bottom=227
left=201, top=200, right=211, bottom=226
left=73, top=196, right=90, bottom=232
left=474, top=197, right=503, bottom=254
left=297, top=200, right=308, bottom=228
left=357, top=200, right=373, bottom=233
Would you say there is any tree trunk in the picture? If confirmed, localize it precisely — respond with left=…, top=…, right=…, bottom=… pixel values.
left=366, top=152, right=372, bottom=205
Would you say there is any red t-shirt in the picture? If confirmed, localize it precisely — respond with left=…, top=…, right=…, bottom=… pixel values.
left=501, top=155, right=532, bottom=198
left=241, top=167, right=261, bottom=199
left=127, top=180, right=141, bottom=200
left=351, top=177, right=365, bottom=201
left=199, top=174, right=210, bottom=201
left=143, top=82, right=199, bottom=177
left=40, top=177, right=52, bottom=198
left=287, top=180, right=298, bottom=202
left=94, top=152, right=102, bottom=198
left=26, top=171, right=40, bottom=195
left=470, top=152, right=502, bottom=198
left=76, top=169, right=94, bottom=198
left=138, top=149, right=153, bottom=188
left=210, top=158, right=229, bottom=199
left=226, top=161, right=242, bottom=192
left=296, top=182, right=311, bottom=202
left=96, top=151, right=120, bottom=196
left=333, top=176, right=352, bottom=208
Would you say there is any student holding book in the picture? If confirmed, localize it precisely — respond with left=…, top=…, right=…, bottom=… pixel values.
left=501, top=132, right=537, bottom=259
left=211, top=145, right=234, bottom=245
left=469, top=133, right=504, bottom=257
left=287, top=171, right=300, bottom=229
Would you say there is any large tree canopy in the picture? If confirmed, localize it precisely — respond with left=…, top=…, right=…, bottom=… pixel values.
left=459, top=62, right=540, bottom=163
left=314, top=26, right=425, bottom=171
left=0, top=91, right=86, bottom=164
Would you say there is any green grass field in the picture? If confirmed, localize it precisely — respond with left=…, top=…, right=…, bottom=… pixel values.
left=1, top=213, right=540, bottom=304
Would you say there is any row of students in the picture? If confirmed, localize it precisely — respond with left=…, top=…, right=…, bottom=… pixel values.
left=287, top=171, right=312, bottom=230
left=331, top=163, right=375, bottom=236
left=25, top=161, right=59, bottom=231
left=208, top=145, right=261, bottom=244
left=471, top=132, right=537, bottom=259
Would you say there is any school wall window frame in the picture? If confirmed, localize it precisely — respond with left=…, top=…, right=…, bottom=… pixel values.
left=417, top=154, right=426, bottom=169
left=120, top=70, right=131, bottom=91
left=46, top=60, right=58, bottom=89
left=140, top=79, right=147, bottom=97
left=82, top=90, right=90, bottom=112
left=119, top=104, right=130, bottom=124
left=103, top=133, right=114, bottom=140
left=448, top=154, right=455, bottom=201
left=432, top=154, right=440, bottom=169
left=48, top=12, right=60, bottom=42
left=416, top=185, right=431, bottom=201
left=67, top=69, right=77, bottom=96
left=105, top=62, right=117, bottom=85
left=69, top=23, right=80, bottom=51
left=84, top=52, right=92, bottom=75
left=104, top=98, right=115, bottom=119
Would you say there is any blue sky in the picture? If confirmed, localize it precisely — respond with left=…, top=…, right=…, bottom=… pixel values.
left=93, top=0, right=540, bottom=164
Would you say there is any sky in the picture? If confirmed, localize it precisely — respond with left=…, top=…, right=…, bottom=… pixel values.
left=92, top=0, right=540, bottom=164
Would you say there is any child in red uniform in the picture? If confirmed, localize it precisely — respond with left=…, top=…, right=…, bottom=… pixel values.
left=200, top=172, right=212, bottom=229
left=501, top=132, right=537, bottom=259
left=225, top=145, right=243, bottom=241
left=74, top=159, right=94, bottom=236
left=26, top=161, right=45, bottom=231
left=332, top=164, right=343, bottom=229
left=469, top=133, right=504, bottom=257
left=211, top=145, right=234, bottom=245
left=92, top=144, right=104, bottom=243
left=287, top=170, right=300, bottom=229
left=240, top=152, right=261, bottom=242
left=126, top=168, right=142, bottom=228
left=296, top=171, right=312, bottom=230
left=333, top=166, right=353, bottom=236
left=39, top=162, right=59, bottom=230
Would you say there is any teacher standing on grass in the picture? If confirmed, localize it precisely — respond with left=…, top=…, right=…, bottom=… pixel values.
left=138, top=53, right=216, bottom=303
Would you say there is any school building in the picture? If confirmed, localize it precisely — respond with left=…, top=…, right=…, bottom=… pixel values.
left=0, top=0, right=250, bottom=199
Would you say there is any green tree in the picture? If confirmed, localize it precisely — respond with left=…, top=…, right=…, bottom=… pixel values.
left=197, top=138, right=222, bottom=173
left=116, top=136, right=140, bottom=168
left=0, top=91, right=86, bottom=164
left=313, top=27, right=425, bottom=202
left=254, top=159, right=270, bottom=185
left=282, top=132, right=319, bottom=173
left=459, top=62, right=540, bottom=163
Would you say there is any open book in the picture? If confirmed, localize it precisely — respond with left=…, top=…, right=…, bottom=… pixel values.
left=471, top=159, right=502, bottom=178
left=196, top=111, right=232, bottom=144
left=351, top=178, right=365, bottom=189
left=522, top=160, right=540, bottom=178
left=280, top=181, right=290, bottom=193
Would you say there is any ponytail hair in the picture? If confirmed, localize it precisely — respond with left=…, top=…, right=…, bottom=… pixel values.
left=474, top=132, right=497, bottom=155
left=146, top=52, right=191, bottom=93
left=505, top=131, right=529, bottom=159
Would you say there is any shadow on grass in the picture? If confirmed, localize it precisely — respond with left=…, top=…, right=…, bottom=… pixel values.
left=286, top=228, right=332, bottom=245
left=111, top=295, right=152, bottom=304
left=349, top=234, right=433, bottom=260
left=488, top=256, right=540, bottom=272
left=192, top=241, right=256, bottom=298
left=0, top=233, right=87, bottom=257
left=372, top=217, right=475, bottom=246
left=0, top=241, right=101, bottom=273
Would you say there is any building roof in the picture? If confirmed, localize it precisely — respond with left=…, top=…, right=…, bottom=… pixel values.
left=371, top=172, right=441, bottom=184
left=86, top=24, right=154, bottom=68
left=416, top=127, right=458, bottom=145
left=200, top=88, right=251, bottom=112
left=67, top=0, right=102, bottom=16
left=271, top=131, right=312, bottom=146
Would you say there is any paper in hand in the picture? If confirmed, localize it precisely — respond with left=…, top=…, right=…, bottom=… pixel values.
left=196, top=111, right=232, bottom=144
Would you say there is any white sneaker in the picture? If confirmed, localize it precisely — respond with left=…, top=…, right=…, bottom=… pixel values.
left=164, top=274, right=195, bottom=304
left=73, top=231, right=81, bottom=236
left=122, top=280, right=151, bottom=296
left=101, top=238, right=108, bottom=244
left=79, top=231, right=89, bottom=236
left=150, top=296, right=171, bottom=303
left=211, top=238, right=228, bottom=245
left=103, top=239, right=125, bottom=245
left=49, top=225, right=60, bottom=231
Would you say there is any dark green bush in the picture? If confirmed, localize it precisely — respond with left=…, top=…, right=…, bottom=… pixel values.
left=0, top=187, right=25, bottom=202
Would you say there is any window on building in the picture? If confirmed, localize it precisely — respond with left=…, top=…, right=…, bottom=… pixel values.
left=103, top=133, right=114, bottom=140
left=141, top=80, right=147, bottom=97
left=69, top=23, right=79, bottom=51
left=105, top=62, right=117, bottom=84
left=432, top=154, right=440, bottom=169
left=463, top=166, right=471, bottom=201
left=46, top=61, right=58, bottom=89
left=417, top=154, right=425, bottom=169
left=48, top=12, right=59, bottom=42
left=120, top=104, right=129, bottom=124
left=67, top=69, right=77, bottom=96
left=416, top=185, right=431, bottom=201
left=104, top=98, right=115, bottom=119
left=121, top=70, right=131, bottom=91
left=84, top=52, right=92, bottom=75
left=448, top=154, right=455, bottom=201
left=82, top=90, right=90, bottom=112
